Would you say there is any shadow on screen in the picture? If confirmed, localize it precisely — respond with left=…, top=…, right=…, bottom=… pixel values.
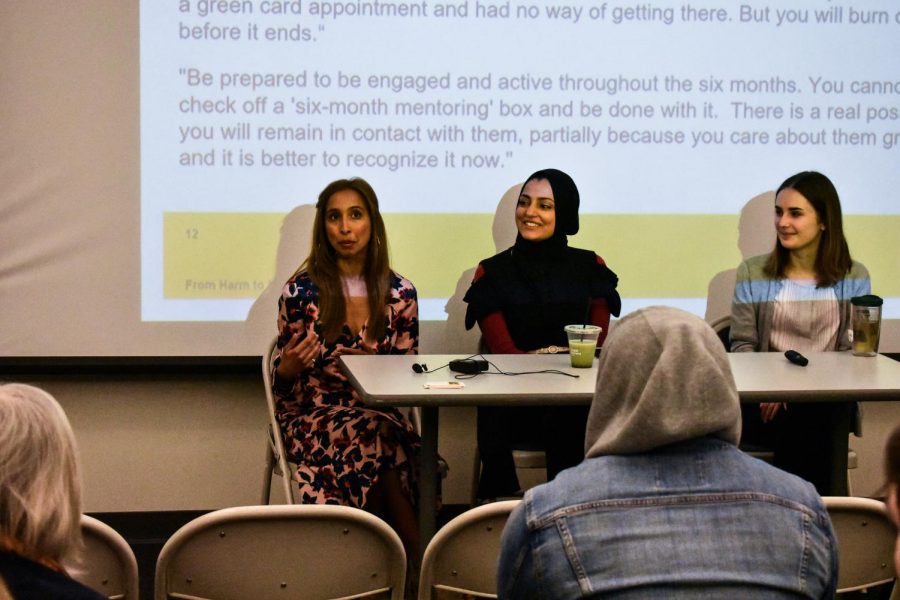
left=443, top=183, right=521, bottom=353
left=243, top=204, right=316, bottom=353
left=705, top=191, right=777, bottom=323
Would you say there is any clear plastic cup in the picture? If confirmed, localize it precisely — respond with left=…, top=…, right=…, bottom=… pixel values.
left=565, top=324, right=602, bottom=368
left=851, top=295, right=883, bottom=357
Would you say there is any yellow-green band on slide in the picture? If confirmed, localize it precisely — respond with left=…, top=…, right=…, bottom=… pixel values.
left=163, top=212, right=900, bottom=299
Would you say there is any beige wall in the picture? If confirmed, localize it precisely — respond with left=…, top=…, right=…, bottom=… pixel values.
left=50, top=375, right=479, bottom=512
left=15, top=364, right=900, bottom=514
left=848, top=401, right=898, bottom=497
left=8, top=319, right=897, bottom=512
left=12, top=322, right=481, bottom=512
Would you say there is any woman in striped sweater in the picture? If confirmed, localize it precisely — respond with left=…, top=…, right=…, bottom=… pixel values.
left=730, top=170, right=870, bottom=493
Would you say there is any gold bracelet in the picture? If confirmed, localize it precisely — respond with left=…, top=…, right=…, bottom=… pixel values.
left=532, top=345, right=568, bottom=354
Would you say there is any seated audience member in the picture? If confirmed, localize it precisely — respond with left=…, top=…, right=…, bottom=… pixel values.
left=497, top=307, right=837, bottom=599
left=0, top=383, right=106, bottom=599
left=885, top=423, right=900, bottom=576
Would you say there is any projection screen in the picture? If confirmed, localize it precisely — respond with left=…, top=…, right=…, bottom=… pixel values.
left=1, top=0, right=898, bottom=357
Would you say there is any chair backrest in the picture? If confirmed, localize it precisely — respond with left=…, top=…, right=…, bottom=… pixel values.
left=418, top=500, right=520, bottom=599
left=823, top=496, right=898, bottom=594
left=262, top=335, right=296, bottom=504
left=708, top=315, right=731, bottom=352
left=155, top=504, right=406, bottom=600
left=64, top=515, right=139, bottom=600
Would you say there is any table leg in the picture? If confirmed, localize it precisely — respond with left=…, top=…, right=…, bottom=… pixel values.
left=418, top=405, right=438, bottom=555
left=826, top=403, right=851, bottom=496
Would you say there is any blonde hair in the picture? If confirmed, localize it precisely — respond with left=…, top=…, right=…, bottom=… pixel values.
left=0, top=577, right=12, bottom=600
left=0, top=383, right=82, bottom=562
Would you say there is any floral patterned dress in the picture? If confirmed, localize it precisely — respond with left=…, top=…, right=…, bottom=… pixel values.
left=272, top=271, right=420, bottom=507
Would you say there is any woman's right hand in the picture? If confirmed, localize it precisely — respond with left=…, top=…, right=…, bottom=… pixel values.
left=275, top=330, right=320, bottom=381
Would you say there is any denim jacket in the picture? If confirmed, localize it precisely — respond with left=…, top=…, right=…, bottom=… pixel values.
left=497, top=438, right=837, bottom=599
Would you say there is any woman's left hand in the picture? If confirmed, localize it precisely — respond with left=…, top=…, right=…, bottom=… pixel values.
left=336, top=339, right=378, bottom=356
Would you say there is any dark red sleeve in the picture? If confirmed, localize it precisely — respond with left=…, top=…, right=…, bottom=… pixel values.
left=478, top=310, right=524, bottom=354
left=471, top=264, right=524, bottom=354
left=592, top=255, right=612, bottom=347
left=591, top=297, right=611, bottom=347
left=473, top=255, right=614, bottom=352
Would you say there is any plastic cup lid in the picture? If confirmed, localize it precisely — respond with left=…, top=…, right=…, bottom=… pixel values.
left=851, top=294, right=883, bottom=307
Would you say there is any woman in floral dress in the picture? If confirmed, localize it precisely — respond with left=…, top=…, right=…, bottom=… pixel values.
left=271, top=177, right=420, bottom=556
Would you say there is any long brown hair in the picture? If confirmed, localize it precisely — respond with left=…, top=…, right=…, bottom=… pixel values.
left=763, top=171, right=852, bottom=287
left=299, top=178, right=391, bottom=341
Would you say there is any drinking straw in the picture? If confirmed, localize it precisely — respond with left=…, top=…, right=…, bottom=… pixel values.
left=580, top=297, right=592, bottom=341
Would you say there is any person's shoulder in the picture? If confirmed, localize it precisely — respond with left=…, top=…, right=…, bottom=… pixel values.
left=743, top=253, right=770, bottom=269
left=0, top=550, right=106, bottom=599
left=567, top=246, right=617, bottom=274
left=692, top=443, right=829, bottom=519
left=469, top=249, right=515, bottom=285
left=736, top=254, right=770, bottom=278
left=390, top=271, right=417, bottom=296
left=281, top=271, right=317, bottom=301
left=731, top=447, right=825, bottom=508
left=847, top=259, right=870, bottom=278
left=566, top=246, right=597, bottom=260
left=284, top=270, right=313, bottom=288
left=522, top=457, right=617, bottom=523
left=480, top=248, right=514, bottom=270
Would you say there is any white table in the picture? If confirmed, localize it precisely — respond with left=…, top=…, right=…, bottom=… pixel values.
left=729, top=351, right=900, bottom=402
left=340, top=352, right=900, bottom=548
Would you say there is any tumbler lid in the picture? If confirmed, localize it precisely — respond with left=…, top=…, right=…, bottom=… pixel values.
left=851, top=294, right=883, bottom=307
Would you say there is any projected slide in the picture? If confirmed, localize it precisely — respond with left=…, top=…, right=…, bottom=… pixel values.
left=140, top=1, right=900, bottom=321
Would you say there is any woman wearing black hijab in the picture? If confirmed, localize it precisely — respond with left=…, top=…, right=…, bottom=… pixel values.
left=463, top=168, right=621, bottom=501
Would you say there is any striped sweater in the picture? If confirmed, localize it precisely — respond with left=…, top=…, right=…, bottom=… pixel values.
left=730, top=254, right=870, bottom=352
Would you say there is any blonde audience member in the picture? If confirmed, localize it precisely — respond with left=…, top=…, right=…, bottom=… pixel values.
left=0, top=383, right=105, bottom=599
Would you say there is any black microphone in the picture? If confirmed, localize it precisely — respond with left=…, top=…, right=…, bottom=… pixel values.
left=784, top=350, right=808, bottom=367
left=449, top=359, right=489, bottom=374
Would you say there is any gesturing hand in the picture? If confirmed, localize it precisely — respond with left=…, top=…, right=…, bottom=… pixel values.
left=276, top=329, right=320, bottom=381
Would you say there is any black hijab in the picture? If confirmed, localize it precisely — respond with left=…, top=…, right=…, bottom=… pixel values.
left=464, top=169, right=621, bottom=351
left=507, top=169, right=578, bottom=260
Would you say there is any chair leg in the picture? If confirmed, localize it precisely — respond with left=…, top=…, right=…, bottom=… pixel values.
left=846, top=448, right=857, bottom=497
left=471, top=446, right=481, bottom=507
left=262, top=441, right=275, bottom=505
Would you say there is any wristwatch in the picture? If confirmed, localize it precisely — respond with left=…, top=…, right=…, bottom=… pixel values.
left=534, top=345, right=568, bottom=354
